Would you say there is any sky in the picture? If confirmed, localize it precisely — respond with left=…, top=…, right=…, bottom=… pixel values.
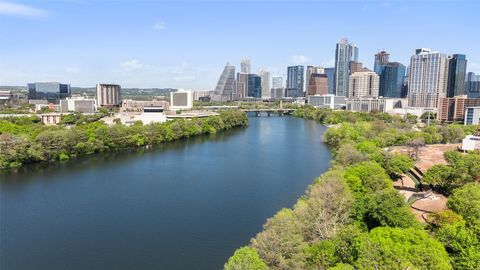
left=1, top=0, right=479, bottom=89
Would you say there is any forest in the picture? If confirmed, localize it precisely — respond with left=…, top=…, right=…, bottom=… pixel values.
left=0, top=110, right=248, bottom=170
left=225, top=107, right=480, bottom=270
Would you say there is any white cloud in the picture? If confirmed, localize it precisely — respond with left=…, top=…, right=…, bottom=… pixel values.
left=121, top=59, right=144, bottom=70
left=154, top=21, right=166, bottom=30
left=381, top=2, right=391, bottom=8
left=290, top=55, right=311, bottom=65
left=0, top=0, right=49, bottom=18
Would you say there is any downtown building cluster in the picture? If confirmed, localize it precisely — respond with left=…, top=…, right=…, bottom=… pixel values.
left=212, top=39, right=480, bottom=124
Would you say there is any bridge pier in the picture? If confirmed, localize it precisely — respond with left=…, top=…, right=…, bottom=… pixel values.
left=267, top=112, right=271, bottom=117
left=255, top=111, right=260, bottom=117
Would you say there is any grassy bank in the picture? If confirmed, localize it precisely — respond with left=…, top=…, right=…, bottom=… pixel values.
left=0, top=110, right=248, bottom=170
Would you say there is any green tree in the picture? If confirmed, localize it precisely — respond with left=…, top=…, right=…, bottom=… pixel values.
left=447, top=183, right=480, bottom=232
left=224, top=247, right=269, bottom=270
left=436, top=221, right=480, bottom=269
left=365, top=189, right=418, bottom=229
left=303, top=240, right=338, bottom=270
left=251, top=208, right=306, bottom=270
left=355, top=227, right=452, bottom=270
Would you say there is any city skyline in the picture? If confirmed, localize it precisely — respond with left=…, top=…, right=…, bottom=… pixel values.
left=1, top=0, right=479, bottom=89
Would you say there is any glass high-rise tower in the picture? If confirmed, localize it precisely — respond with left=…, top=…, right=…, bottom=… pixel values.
left=379, top=62, right=406, bottom=98
left=334, top=39, right=358, bottom=97
left=286, top=65, right=305, bottom=98
left=374, top=50, right=390, bottom=75
left=447, top=54, right=467, bottom=97
left=212, top=62, right=236, bottom=101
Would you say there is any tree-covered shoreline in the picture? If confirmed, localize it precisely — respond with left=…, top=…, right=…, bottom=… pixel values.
left=225, top=107, right=480, bottom=270
left=0, top=110, right=248, bottom=170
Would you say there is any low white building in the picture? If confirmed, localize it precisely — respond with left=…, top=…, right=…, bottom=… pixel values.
left=119, top=106, right=167, bottom=125
left=461, top=135, right=480, bottom=151
left=170, top=90, right=193, bottom=110
left=308, top=94, right=346, bottom=110
left=464, top=107, right=480, bottom=125
left=346, top=97, right=405, bottom=113
left=60, top=97, right=96, bottom=113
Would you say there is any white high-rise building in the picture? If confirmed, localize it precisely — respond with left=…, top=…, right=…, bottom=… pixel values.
left=348, top=71, right=380, bottom=98
left=241, top=59, right=251, bottom=74
left=96, top=84, right=121, bottom=107
left=272, top=76, right=283, bottom=89
left=407, top=48, right=449, bottom=108
left=259, top=70, right=270, bottom=98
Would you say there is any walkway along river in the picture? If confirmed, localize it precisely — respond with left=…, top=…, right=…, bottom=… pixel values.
left=0, top=116, right=331, bottom=270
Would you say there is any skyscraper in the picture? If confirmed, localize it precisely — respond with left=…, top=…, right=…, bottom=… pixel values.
left=247, top=74, right=262, bottom=98
left=307, top=74, right=329, bottom=96
left=334, top=38, right=358, bottom=97
left=447, top=54, right=467, bottom=97
left=236, top=72, right=248, bottom=99
left=212, top=62, right=236, bottom=101
left=306, top=66, right=324, bottom=85
left=379, top=62, right=406, bottom=98
left=259, top=70, right=270, bottom=98
left=241, top=59, right=251, bottom=74
left=374, top=50, right=390, bottom=75
left=348, top=71, right=380, bottom=98
left=324, top=67, right=335, bottom=94
left=349, top=61, right=364, bottom=75
left=407, top=48, right=449, bottom=108
left=286, top=65, right=305, bottom=98
left=466, top=72, right=480, bottom=98
left=272, top=76, right=283, bottom=89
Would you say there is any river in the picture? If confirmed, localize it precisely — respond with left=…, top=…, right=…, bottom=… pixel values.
left=0, top=116, right=331, bottom=270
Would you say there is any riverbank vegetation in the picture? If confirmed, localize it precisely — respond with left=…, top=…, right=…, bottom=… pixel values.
left=0, top=110, right=248, bottom=170
left=225, top=107, right=479, bottom=270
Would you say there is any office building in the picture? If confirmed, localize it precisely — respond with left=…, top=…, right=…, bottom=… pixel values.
left=286, top=65, right=304, bottom=98
left=437, top=96, right=480, bottom=122
left=96, top=84, right=121, bottom=107
left=407, top=48, right=449, bottom=108
left=192, top=90, right=214, bottom=101
left=272, top=76, right=283, bottom=89
left=60, top=97, right=95, bottom=113
left=307, top=94, right=346, bottom=109
left=212, top=63, right=236, bottom=101
left=334, top=38, right=358, bottom=97
left=465, top=107, right=480, bottom=125
left=247, top=74, right=262, bottom=98
left=324, top=67, right=335, bottom=94
left=349, top=61, right=365, bottom=75
left=236, top=72, right=249, bottom=99
left=466, top=72, right=480, bottom=98
left=28, top=82, right=70, bottom=103
left=241, top=59, right=251, bottom=73
left=374, top=50, right=390, bottom=75
left=348, top=71, right=380, bottom=98
left=379, top=62, right=406, bottom=98
left=307, top=74, right=329, bottom=96
left=347, top=97, right=405, bottom=113
left=306, top=66, right=324, bottom=85
left=271, top=88, right=285, bottom=99
left=259, top=70, right=271, bottom=98
left=447, top=54, right=467, bottom=97
left=170, top=90, right=193, bottom=110
left=122, top=99, right=170, bottom=111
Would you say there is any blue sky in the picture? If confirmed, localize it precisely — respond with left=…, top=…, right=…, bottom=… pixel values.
left=1, top=0, right=479, bottom=89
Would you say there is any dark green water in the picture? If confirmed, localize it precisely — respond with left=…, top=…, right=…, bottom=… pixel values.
left=0, top=116, right=331, bottom=270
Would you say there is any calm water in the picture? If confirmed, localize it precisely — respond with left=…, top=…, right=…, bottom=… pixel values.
left=0, top=116, right=331, bottom=270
